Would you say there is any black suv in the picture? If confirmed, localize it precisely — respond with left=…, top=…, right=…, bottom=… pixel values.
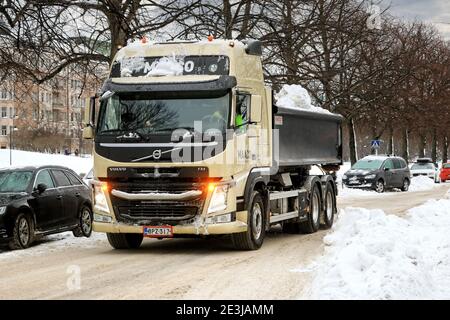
left=0, top=166, right=93, bottom=250
left=342, top=156, right=411, bottom=193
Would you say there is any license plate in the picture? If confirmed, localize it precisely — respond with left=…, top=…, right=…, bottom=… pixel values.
left=349, top=180, right=360, bottom=185
left=143, top=226, right=173, bottom=238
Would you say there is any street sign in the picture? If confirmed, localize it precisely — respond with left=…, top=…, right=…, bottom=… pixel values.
left=371, top=140, right=381, bottom=149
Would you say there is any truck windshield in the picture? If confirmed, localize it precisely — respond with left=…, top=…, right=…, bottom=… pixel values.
left=97, top=93, right=230, bottom=137
left=0, top=171, right=33, bottom=193
left=352, top=159, right=383, bottom=170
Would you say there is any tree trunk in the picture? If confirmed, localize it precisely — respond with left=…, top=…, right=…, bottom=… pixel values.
left=431, top=128, right=437, bottom=163
left=443, top=136, right=449, bottom=164
left=401, top=128, right=409, bottom=162
left=419, top=134, right=427, bottom=158
left=387, top=126, right=394, bottom=155
left=223, top=0, right=233, bottom=39
left=347, top=118, right=358, bottom=165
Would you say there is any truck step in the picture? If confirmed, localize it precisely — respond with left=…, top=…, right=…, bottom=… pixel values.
left=270, top=211, right=299, bottom=223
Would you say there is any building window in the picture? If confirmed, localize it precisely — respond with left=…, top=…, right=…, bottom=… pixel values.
left=1, top=126, right=6, bottom=136
left=9, top=107, right=14, bottom=118
left=1, top=107, right=7, bottom=118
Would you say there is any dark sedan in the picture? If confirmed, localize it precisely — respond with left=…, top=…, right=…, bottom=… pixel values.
left=0, top=166, right=93, bottom=250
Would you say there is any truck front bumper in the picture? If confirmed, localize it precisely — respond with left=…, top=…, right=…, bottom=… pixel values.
left=93, top=211, right=248, bottom=236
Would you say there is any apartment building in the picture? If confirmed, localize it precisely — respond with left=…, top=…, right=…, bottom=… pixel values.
left=0, top=70, right=99, bottom=153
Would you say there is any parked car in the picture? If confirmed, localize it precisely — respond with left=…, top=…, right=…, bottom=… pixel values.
left=410, top=158, right=440, bottom=183
left=0, top=166, right=93, bottom=250
left=342, top=155, right=411, bottom=193
left=440, top=162, right=450, bottom=183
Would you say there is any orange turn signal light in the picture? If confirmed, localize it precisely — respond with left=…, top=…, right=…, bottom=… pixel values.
left=101, top=184, right=109, bottom=192
left=208, top=183, right=216, bottom=193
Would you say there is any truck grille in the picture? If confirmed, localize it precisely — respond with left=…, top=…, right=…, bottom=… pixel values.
left=109, top=180, right=206, bottom=223
left=118, top=205, right=199, bottom=220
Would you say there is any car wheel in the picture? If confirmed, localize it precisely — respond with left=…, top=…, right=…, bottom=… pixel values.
left=9, top=213, right=34, bottom=250
left=107, top=233, right=143, bottom=249
left=375, top=179, right=385, bottom=193
left=401, top=179, right=410, bottom=192
left=72, top=205, right=93, bottom=238
left=231, top=191, right=266, bottom=250
left=321, top=183, right=336, bottom=229
left=299, top=184, right=322, bottom=234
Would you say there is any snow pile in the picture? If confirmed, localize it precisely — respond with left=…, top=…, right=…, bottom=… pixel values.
left=338, top=186, right=393, bottom=198
left=409, top=176, right=437, bottom=192
left=146, top=54, right=184, bottom=77
left=275, top=84, right=331, bottom=114
left=303, top=199, right=450, bottom=299
left=0, top=232, right=106, bottom=259
left=0, top=149, right=92, bottom=174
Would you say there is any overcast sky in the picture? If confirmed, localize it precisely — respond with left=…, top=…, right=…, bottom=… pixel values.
left=384, top=0, right=450, bottom=39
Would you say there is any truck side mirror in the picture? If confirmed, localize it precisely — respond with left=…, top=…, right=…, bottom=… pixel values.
left=83, top=96, right=96, bottom=140
left=250, top=95, right=262, bottom=123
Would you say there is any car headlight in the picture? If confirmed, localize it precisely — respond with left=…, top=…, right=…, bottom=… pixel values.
left=207, top=184, right=229, bottom=214
left=365, top=174, right=376, bottom=179
left=94, top=183, right=109, bottom=213
left=0, top=206, right=6, bottom=215
left=342, top=175, right=348, bottom=180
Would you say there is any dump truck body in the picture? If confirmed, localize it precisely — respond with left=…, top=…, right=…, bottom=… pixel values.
left=84, top=39, right=342, bottom=250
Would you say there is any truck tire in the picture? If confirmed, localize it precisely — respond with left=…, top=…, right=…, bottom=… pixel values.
left=231, top=191, right=266, bottom=250
left=9, top=213, right=34, bottom=250
left=299, top=184, right=321, bottom=234
left=321, top=182, right=336, bottom=229
left=107, top=233, right=143, bottom=249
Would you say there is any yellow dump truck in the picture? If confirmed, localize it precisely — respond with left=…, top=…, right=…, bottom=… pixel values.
left=83, top=39, right=343, bottom=250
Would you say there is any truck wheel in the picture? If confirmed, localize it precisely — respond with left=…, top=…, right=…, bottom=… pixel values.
left=300, top=184, right=321, bottom=234
left=72, top=205, right=93, bottom=238
left=107, top=233, right=143, bottom=249
left=9, top=213, right=34, bottom=250
left=231, top=191, right=266, bottom=250
left=401, top=179, right=410, bottom=192
left=321, top=183, right=336, bottom=229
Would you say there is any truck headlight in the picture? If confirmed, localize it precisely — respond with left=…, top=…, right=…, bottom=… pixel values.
left=94, top=183, right=109, bottom=213
left=207, top=184, right=229, bottom=214
left=0, top=206, right=6, bottom=215
left=365, top=174, right=376, bottom=179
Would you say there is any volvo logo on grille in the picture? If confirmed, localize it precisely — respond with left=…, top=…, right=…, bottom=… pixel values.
left=152, top=149, right=162, bottom=160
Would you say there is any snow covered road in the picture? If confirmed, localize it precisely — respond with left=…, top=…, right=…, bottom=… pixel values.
left=0, top=184, right=449, bottom=300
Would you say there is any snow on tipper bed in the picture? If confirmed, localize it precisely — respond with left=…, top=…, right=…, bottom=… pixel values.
left=0, top=149, right=92, bottom=174
left=275, top=84, right=331, bottom=114
left=298, top=197, right=450, bottom=299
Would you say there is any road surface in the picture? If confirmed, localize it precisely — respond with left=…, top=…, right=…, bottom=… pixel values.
left=1, top=184, right=449, bottom=300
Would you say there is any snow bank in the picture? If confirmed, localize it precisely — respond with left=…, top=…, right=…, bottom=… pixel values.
left=275, top=84, right=331, bottom=114
left=409, top=175, right=437, bottom=192
left=146, top=54, right=184, bottom=77
left=0, top=149, right=92, bottom=174
left=302, top=199, right=450, bottom=299
left=0, top=232, right=106, bottom=259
